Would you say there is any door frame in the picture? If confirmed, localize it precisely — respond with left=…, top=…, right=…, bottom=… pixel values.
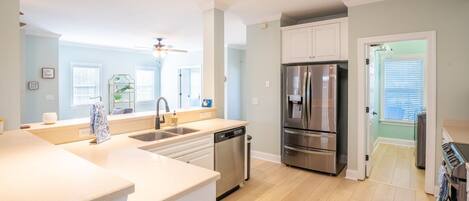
left=355, top=31, right=437, bottom=194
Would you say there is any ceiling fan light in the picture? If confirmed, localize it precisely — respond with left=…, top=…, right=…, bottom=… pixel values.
left=152, top=49, right=167, bottom=58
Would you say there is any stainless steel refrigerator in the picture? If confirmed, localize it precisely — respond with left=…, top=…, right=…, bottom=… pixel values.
left=281, top=64, right=347, bottom=175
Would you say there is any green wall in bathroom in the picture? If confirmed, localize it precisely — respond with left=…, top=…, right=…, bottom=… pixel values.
left=371, top=40, right=426, bottom=142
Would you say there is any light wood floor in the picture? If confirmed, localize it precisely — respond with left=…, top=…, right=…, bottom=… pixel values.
left=223, top=144, right=435, bottom=201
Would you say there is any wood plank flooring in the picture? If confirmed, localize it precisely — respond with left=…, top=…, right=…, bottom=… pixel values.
left=223, top=144, right=435, bottom=201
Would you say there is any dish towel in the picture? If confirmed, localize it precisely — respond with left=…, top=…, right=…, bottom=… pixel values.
left=438, top=161, right=449, bottom=201
left=90, top=102, right=110, bottom=144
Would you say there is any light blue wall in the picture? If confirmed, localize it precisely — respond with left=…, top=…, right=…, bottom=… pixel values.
left=226, top=47, right=245, bottom=120
left=59, top=43, right=161, bottom=119
left=21, top=34, right=60, bottom=123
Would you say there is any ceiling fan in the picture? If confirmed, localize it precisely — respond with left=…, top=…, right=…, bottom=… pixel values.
left=150, top=38, right=188, bottom=58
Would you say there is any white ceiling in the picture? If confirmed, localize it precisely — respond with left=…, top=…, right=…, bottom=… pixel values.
left=20, top=0, right=346, bottom=51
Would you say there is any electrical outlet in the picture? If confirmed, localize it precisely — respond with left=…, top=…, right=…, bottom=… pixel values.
left=199, top=112, right=212, bottom=119
left=78, top=128, right=91, bottom=137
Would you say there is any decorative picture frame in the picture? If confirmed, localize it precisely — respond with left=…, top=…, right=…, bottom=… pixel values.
left=41, top=68, right=55, bottom=79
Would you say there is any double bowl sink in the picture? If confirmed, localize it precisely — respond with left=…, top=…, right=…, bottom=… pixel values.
left=129, top=127, right=199, bottom=142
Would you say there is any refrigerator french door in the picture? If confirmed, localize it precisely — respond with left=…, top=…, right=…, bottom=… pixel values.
left=282, top=64, right=347, bottom=175
left=284, top=65, right=337, bottom=133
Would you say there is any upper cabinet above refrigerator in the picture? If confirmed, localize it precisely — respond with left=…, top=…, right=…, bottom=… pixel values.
left=281, top=17, right=348, bottom=64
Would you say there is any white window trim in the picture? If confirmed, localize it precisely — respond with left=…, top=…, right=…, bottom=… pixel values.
left=135, top=66, right=157, bottom=103
left=379, top=55, right=425, bottom=125
left=70, top=62, right=102, bottom=107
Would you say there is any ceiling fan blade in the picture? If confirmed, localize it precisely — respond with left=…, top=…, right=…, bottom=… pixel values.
left=166, top=48, right=188, bottom=53
left=133, top=46, right=153, bottom=50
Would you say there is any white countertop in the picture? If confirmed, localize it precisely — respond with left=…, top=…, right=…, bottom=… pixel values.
left=0, top=118, right=247, bottom=201
left=59, top=118, right=247, bottom=201
left=443, top=120, right=469, bottom=144
left=0, top=130, right=134, bottom=201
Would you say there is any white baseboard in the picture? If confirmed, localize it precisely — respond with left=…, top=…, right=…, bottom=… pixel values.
left=345, top=168, right=359, bottom=181
left=375, top=137, right=415, bottom=148
left=252, top=150, right=281, bottom=164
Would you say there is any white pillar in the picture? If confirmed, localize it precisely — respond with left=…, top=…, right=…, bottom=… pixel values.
left=202, top=8, right=225, bottom=118
left=0, top=0, right=21, bottom=130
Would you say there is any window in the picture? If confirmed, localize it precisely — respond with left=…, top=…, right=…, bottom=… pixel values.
left=136, top=69, right=155, bottom=102
left=382, top=58, right=424, bottom=122
left=72, top=64, right=101, bottom=106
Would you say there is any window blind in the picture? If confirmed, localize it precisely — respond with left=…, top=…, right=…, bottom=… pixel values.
left=382, top=59, right=424, bottom=122
left=136, top=69, right=155, bottom=102
left=72, top=65, right=100, bottom=105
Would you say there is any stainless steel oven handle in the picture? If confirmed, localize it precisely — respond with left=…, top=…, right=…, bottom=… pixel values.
left=284, top=145, right=332, bottom=156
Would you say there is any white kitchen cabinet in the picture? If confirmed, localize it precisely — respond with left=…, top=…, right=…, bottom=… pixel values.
left=312, top=23, right=341, bottom=61
left=148, top=134, right=214, bottom=170
left=176, top=146, right=214, bottom=170
left=282, top=28, right=312, bottom=63
left=282, top=17, right=348, bottom=64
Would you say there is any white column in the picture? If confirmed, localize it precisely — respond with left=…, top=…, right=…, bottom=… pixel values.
left=202, top=8, right=225, bottom=118
left=0, top=0, right=21, bottom=130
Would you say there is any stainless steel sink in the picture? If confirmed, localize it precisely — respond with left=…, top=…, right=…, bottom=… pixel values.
left=163, top=127, right=199, bottom=135
left=129, top=132, right=178, bottom=142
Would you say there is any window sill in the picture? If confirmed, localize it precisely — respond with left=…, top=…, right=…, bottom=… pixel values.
left=379, top=119, right=414, bottom=127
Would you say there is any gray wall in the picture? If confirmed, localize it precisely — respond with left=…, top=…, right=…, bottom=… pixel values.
left=347, top=0, right=469, bottom=184
left=226, top=47, right=245, bottom=120
left=59, top=43, right=161, bottom=119
left=242, top=21, right=282, bottom=155
left=21, top=34, right=59, bottom=123
left=0, top=0, right=21, bottom=130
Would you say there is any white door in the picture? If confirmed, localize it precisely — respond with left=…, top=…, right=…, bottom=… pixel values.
left=282, top=28, right=312, bottom=64
left=312, top=23, right=341, bottom=61
left=365, top=45, right=378, bottom=177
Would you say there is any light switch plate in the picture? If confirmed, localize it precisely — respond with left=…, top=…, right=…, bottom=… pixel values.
left=45, top=94, right=55, bottom=101
left=251, top=97, right=259, bottom=105
left=265, top=81, right=270, bottom=88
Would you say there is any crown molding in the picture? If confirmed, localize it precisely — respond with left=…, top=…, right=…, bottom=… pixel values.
left=23, top=27, right=61, bottom=38
left=60, top=41, right=153, bottom=55
left=342, top=0, right=384, bottom=7
left=244, top=13, right=283, bottom=25
left=197, top=0, right=229, bottom=11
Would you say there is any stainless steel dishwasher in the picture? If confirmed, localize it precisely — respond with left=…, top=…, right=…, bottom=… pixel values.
left=214, top=126, right=245, bottom=198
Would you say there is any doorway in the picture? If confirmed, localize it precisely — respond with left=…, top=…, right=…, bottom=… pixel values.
left=355, top=31, right=436, bottom=195
left=178, top=66, right=201, bottom=109
left=365, top=40, right=427, bottom=191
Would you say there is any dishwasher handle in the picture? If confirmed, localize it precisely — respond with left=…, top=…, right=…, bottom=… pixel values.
left=215, top=127, right=246, bottom=143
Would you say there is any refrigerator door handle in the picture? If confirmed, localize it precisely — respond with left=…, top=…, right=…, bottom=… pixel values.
left=306, top=71, right=312, bottom=126
left=284, top=145, right=333, bottom=156
left=302, top=71, right=308, bottom=127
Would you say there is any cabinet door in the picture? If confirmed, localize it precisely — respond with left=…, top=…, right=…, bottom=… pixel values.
left=282, top=28, right=312, bottom=64
left=312, top=23, right=340, bottom=61
left=176, top=147, right=214, bottom=170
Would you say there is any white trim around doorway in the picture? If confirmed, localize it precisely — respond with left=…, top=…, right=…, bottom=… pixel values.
left=354, top=31, right=436, bottom=195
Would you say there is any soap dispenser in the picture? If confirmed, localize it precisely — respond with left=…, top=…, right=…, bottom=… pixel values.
left=170, top=110, right=178, bottom=126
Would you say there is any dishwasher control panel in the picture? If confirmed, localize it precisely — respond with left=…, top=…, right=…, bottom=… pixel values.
left=215, top=127, right=246, bottom=143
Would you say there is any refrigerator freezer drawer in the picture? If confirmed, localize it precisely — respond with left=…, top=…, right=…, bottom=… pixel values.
left=283, top=145, right=336, bottom=174
left=284, top=128, right=336, bottom=151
